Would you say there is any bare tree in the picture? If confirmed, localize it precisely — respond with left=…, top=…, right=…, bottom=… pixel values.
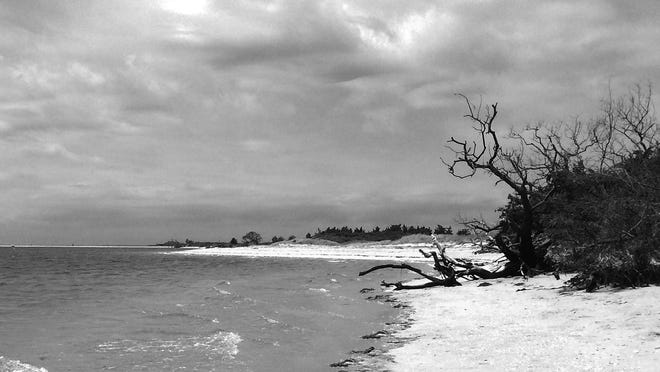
left=440, top=94, right=566, bottom=269
left=592, top=83, right=657, bottom=170
left=361, top=95, right=563, bottom=287
left=360, top=84, right=659, bottom=290
left=359, top=233, right=516, bottom=290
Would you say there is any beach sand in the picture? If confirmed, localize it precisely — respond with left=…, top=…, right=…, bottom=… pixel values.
left=175, top=242, right=660, bottom=371
left=388, top=276, right=660, bottom=371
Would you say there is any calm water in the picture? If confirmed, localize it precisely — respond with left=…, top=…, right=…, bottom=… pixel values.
left=0, top=247, right=404, bottom=371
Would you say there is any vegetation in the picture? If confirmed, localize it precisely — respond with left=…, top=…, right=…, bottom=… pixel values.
left=157, top=224, right=455, bottom=248
left=155, top=239, right=185, bottom=248
left=241, top=231, right=263, bottom=245
left=362, top=83, right=660, bottom=291
left=310, top=224, right=452, bottom=243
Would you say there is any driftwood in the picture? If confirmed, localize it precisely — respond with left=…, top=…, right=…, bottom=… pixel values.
left=359, top=234, right=522, bottom=290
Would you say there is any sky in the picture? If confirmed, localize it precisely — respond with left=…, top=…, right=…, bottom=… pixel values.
left=1, top=0, right=659, bottom=245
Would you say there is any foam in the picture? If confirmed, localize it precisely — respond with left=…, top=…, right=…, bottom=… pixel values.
left=97, top=330, right=242, bottom=360
left=0, top=356, right=48, bottom=372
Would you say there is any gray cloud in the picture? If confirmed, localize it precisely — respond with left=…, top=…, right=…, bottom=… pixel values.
left=1, top=0, right=659, bottom=244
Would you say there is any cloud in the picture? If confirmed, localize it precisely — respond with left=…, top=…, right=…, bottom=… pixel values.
left=21, top=140, right=103, bottom=164
left=67, top=62, right=106, bottom=86
left=241, top=139, right=274, bottom=152
left=1, top=0, right=660, bottom=244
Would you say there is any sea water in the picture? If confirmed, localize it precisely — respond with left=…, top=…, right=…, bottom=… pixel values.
left=0, top=247, right=407, bottom=371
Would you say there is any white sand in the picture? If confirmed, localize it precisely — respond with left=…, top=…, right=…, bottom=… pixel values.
left=169, top=241, right=501, bottom=263
left=388, top=276, right=660, bottom=371
left=172, top=242, right=660, bottom=371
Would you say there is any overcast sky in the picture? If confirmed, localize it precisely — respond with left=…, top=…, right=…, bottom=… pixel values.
left=1, top=0, right=659, bottom=244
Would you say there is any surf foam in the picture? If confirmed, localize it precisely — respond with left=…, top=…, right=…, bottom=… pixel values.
left=0, top=356, right=48, bottom=372
left=97, top=330, right=242, bottom=360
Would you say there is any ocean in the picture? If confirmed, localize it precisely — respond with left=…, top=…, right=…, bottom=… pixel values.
left=0, top=246, right=407, bottom=371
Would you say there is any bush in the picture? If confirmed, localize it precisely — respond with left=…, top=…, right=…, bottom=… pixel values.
left=541, top=150, right=660, bottom=288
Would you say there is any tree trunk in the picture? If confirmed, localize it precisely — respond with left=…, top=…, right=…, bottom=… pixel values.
left=518, top=196, right=538, bottom=268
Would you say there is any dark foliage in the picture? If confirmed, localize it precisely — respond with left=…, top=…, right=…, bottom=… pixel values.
left=445, top=84, right=659, bottom=289
left=433, top=225, right=453, bottom=234
left=155, top=239, right=185, bottom=248
left=455, top=228, right=471, bottom=236
left=540, top=149, right=660, bottom=288
left=313, top=224, right=445, bottom=243
left=242, top=231, right=263, bottom=245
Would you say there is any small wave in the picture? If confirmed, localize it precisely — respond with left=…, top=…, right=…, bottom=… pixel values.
left=144, top=311, right=206, bottom=321
left=97, top=331, right=242, bottom=359
left=260, top=315, right=280, bottom=324
left=308, top=288, right=328, bottom=293
left=0, top=356, right=48, bottom=372
left=327, top=311, right=348, bottom=319
left=212, top=286, right=231, bottom=295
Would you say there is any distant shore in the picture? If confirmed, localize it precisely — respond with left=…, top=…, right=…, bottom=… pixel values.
left=168, top=235, right=495, bottom=263
left=0, top=244, right=164, bottom=249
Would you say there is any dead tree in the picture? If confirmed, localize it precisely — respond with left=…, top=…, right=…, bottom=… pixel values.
left=361, top=85, right=658, bottom=290
left=359, top=234, right=519, bottom=290
left=441, top=95, right=562, bottom=269
left=361, top=96, right=564, bottom=288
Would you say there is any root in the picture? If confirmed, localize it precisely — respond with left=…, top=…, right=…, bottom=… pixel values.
left=360, top=234, right=525, bottom=289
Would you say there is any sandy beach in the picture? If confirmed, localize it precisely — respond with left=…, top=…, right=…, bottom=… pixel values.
left=389, top=276, right=660, bottom=371
left=176, top=242, right=660, bottom=371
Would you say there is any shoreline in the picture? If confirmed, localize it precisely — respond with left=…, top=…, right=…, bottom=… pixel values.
left=168, top=239, right=502, bottom=263
left=328, top=290, right=416, bottom=371
left=171, top=242, right=660, bottom=370
left=172, top=241, right=499, bottom=370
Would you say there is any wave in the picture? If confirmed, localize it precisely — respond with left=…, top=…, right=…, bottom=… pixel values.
left=142, top=311, right=211, bottom=323
left=0, top=356, right=48, bottom=372
left=212, top=286, right=231, bottom=295
left=97, top=330, right=242, bottom=360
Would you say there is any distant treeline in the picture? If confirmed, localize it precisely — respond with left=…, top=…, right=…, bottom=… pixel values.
left=156, top=224, right=468, bottom=247
left=308, top=224, right=466, bottom=243
left=155, top=239, right=232, bottom=248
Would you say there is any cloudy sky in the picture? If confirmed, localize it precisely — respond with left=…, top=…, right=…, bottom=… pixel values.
left=1, top=0, right=659, bottom=244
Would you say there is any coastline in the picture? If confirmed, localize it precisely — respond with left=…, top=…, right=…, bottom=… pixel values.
left=171, top=242, right=660, bottom=371
left=168, top=238, right=501, bottom=263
